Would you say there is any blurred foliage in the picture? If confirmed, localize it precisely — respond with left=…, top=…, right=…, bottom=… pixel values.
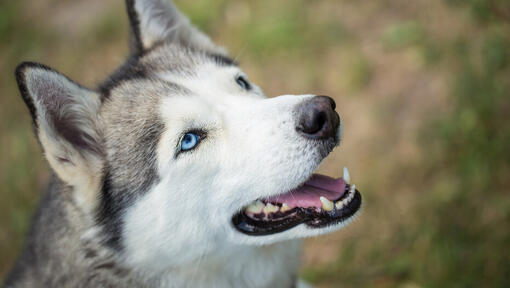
left=383, top=21, right=426, bottom=49
left=417, top=1, right=510, bottom=285
left=1, top=0, right=509, bottom=287
left=304, top=1, right=510, bottom=287
left=447, top=0, right=510, bottom=23
left=382, top=21, right=440, bottom=66
left=0, top=0, right=49, bottom=277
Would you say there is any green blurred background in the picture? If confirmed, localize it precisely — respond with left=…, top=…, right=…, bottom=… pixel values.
left=1, top=0, right=509, bottom=287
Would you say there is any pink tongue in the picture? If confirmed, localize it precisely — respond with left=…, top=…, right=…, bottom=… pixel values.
left=264, top=174, right=346, bottom=208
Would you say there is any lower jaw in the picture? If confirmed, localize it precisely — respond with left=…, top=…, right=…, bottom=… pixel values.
left=232, top=188, right=362, bottom=236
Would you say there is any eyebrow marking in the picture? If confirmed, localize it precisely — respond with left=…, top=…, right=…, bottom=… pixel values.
left=206, top=53, right=238, bottom=67
left=99, top=55, right=148, bottom=99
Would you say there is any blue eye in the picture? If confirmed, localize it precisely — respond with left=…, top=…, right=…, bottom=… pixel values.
left=180, top=133, right=200, bottom=151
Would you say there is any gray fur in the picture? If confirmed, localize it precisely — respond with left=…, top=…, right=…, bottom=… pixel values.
left=7, top=46, right=240, bottom=287
left=5, top=178, right=139, bottom=287
left=6, top=0, right=243, bottom=285
left=5, top=1, right=337, bottom=287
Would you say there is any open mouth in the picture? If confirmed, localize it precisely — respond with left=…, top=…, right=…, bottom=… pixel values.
left=232, top=167, right=362, bottom=236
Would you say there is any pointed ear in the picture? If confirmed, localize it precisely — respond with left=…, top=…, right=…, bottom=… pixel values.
left=126, top=0, right=226, bottom=55
left=16, top=62, right=103, bottom=207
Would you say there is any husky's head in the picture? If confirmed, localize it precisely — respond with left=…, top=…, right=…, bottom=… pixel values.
left=16, top=0, right=360, bottom=271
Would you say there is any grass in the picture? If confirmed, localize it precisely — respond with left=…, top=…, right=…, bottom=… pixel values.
left=1, top=0, right=509, bottom=286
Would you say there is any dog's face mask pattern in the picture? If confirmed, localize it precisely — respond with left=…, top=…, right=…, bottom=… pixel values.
left=15, top=0, right=360, bottom=271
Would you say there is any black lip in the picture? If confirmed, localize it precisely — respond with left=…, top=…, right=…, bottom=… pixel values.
left=232, top=187, right=362, bottom=236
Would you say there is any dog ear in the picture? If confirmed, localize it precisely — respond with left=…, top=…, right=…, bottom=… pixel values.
left=125, top=0, right=226, bottom=55
left=16, top=62, right=103, bottom=207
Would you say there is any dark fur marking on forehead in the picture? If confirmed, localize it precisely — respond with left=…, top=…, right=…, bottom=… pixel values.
left=99, top=55, right=148, bottom=99
left=207, top=53, right=238, bottom=67
left=100, top=49, right=199, bottom=99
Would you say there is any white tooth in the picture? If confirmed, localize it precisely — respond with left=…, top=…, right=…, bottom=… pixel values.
left=348, top=184, right=356, bottom=201
left=320, top=196, right=334, bottom=211
left=246, top=205, right=261, bottom=214
left=343, top=167, right=350, bottom=184
left=336, top=184, right=357, bottom=209
left=263, top=203, right=279, bottom=214
left=246, top=200, right=264, bottom=214
left=280, top=203, right=291, bottom=213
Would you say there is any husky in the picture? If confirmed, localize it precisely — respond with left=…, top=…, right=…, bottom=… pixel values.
left=5, top=0, right=361, bottom=287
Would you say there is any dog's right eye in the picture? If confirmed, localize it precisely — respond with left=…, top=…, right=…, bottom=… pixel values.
left=176, top=130, right=207, bottom=157
left=180, top=133, right=200, bottom=151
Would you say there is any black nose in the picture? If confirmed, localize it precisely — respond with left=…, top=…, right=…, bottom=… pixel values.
left=296, top=95, right=340, bottom=140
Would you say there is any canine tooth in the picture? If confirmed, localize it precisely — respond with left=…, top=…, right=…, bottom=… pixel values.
left=280, top=203, right=291, bottom=213
left=246, top=200, right=264, bottom=213
left=320, top=196, right=334, bottom=211
left=263, top=203, right=279, bottom=214
left=343, top=167, right=350, bottom=184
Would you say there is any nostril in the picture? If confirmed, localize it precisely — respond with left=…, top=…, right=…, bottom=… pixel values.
left=298, top=110, right=327, bottom=135
left=315, top=111, right=327, bottom=133
left=296, top=95, right=339, bottom=140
